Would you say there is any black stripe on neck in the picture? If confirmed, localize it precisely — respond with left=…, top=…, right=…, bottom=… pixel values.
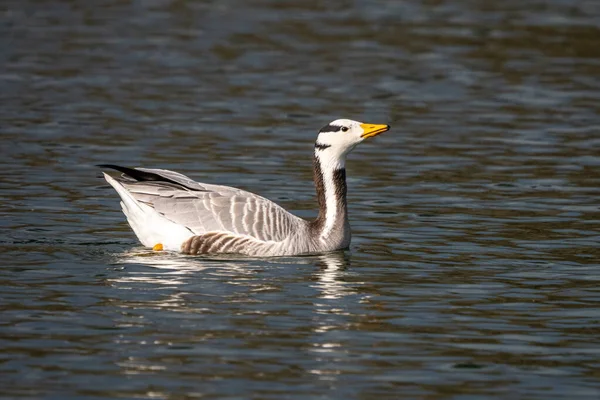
left=332, top=168, right=347, bottom=199
left=310, top=155, right=348, bottom=235
left=319, top=124, right=342, bottom=133
left=314, top=142, right=331, bottom=151
left=313, top=156, right=326, bottom=213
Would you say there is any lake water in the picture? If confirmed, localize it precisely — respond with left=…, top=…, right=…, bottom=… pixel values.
left=1, top=0, right=599, bottom=398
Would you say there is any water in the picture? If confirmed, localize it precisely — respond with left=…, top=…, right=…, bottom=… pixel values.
left=1, top=0, right=600, bottom=398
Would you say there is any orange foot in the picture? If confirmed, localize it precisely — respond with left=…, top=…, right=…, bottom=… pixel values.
left=152, top=243, right=164, bottom=251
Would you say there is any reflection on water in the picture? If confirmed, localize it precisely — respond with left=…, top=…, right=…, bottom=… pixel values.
left=310, top=252, right=356, bottom=372
left=100, top=250, right=374, bottom=392
left=110, top=250, right=357, bottom=307
left=1, top=0, right=600, bottom=398
left=313, top=252, right=356, bottom=300
left=114, top=250, right=357, bottom=299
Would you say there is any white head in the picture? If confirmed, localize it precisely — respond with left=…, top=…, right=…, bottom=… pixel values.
left=314, top=118, right=390, bottom=169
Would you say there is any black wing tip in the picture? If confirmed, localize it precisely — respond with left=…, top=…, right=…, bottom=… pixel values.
left=97, top=164, right=123, bottom=169
left=97, top=164, right=137, bottom=174
left=97, top=164, right=198, bottom=190
left=96, top=164, right=160, bottom=182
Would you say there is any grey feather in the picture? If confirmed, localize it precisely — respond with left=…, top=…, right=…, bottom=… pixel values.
left=116, top=169, right=305, bottom=244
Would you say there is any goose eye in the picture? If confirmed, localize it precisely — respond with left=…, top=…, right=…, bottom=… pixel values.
left=341, top=127, right=349, bottom=132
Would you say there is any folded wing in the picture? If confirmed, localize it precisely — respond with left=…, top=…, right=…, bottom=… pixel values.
left=101, top=165, right=303, bottom=243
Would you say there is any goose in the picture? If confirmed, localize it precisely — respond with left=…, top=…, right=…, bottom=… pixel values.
left=99, top=119, right=390, bottom=256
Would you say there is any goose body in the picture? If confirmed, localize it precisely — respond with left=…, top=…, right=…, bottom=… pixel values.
left=100, top=119, right=390, bottom=256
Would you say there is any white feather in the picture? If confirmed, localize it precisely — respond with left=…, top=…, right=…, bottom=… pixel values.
left=103, top=173, right=193, bottom=251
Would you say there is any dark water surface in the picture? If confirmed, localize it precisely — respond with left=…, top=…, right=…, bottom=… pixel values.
left=2, top=0, right=600, bottom=398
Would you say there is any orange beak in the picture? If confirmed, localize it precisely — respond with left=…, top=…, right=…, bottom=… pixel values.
left=360, top=123, right=390, bottom=139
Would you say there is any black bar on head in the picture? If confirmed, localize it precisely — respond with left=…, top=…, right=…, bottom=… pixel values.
left=319, top=124, right=342, bottom=133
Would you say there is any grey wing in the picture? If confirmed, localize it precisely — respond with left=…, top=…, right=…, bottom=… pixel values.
left=124, top=169, right=304, bottom=242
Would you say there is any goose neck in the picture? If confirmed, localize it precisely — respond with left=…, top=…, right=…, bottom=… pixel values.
left=311, top=151, right=348, bottom=239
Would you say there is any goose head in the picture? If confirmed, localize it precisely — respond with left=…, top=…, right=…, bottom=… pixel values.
left=314, top=119, right=390, bottom=167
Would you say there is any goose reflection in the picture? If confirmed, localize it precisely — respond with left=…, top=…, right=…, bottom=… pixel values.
left=103, top=250, right=362, bottom=380
left=109, top=248, right=358, bottom=299
left=313, top=251, right=356, bottom=300
left=309, top=251, right=361, bottom=381
left=110, top=248, right=258, bottom=285
left=311, top=251, right=361, bottom=340
left=106, top=249, right=267, bottom=313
